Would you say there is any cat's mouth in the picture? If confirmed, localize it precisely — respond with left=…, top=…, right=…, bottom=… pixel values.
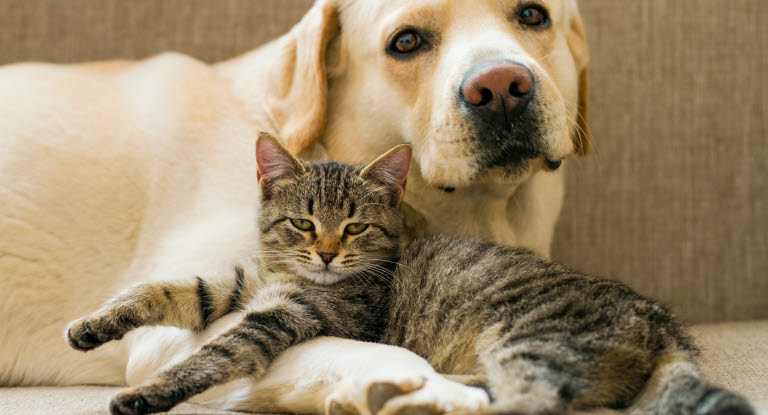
left=298, top=268, right=349, bottom=285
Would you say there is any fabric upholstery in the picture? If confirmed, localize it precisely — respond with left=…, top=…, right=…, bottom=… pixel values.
left=692, top=320, right=768, bottom=412
left=0, top=386, right=239, bottom=414
left=0, top=1, right=764, bottom=324
left=551, top=0, right=768, bottom=324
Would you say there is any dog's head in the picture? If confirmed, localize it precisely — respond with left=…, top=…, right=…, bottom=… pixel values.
left=266, top=0, right=590, bottom=189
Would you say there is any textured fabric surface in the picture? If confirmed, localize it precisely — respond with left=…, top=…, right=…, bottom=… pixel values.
left=0, top=386, right=239, bottom=415
left=1, top=321, right=765, bottom=414
left=0, top=0, right=765, bottom=323
left=551, top=0, right=768, bottom=324
left=0, top=0, right=313, bottom=64
left=692, top=320, right=768, bottom=412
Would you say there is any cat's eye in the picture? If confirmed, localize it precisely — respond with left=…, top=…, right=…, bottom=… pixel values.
left=291, top=218, right=315, bottom=231
left=344, top=223, right=369, bottom=235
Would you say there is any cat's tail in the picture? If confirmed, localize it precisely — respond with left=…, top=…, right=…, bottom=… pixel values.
left=629, top=351, right=754, bottom=415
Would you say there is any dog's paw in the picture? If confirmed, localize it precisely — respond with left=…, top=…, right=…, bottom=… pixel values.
left=327, top=374, right=489, bottom=415
left=109, top=385, right=177, bottom=415
left=66, top=311, right=138, bottom=351
left=366, top=376, right=427, bottom=415
left=373, top=375, right=489, bottom=415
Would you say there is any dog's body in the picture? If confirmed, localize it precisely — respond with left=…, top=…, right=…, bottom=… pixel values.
left=0, top=0, right=589, bottom=412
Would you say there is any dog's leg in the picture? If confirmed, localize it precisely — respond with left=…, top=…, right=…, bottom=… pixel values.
left=123, top=324, right=489, bottom=415
left=235, top=337, right=490, bottom=415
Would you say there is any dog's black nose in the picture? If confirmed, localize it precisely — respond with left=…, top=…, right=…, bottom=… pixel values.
left=460, top=60, right=534, bottom=119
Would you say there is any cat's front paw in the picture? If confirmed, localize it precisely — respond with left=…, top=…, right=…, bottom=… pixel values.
left=66, top=311, right=139, bottom=351
left=109, top=385, right=177, bottom=415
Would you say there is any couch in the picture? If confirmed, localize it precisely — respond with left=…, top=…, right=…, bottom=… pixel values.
left=0, top=0, right=765, bottom=413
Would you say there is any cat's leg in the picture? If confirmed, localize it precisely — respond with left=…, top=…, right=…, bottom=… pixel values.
left=626, top=350, right=754, bottom=415
left=109, top=282, right=326, bottom=415
left=66, top=267, right=251, bottom=351
left=480, top=324, right=753, bottom=414
left=121, top=316, right=263, bottom=411
left=479, top=338, right=651, bottom=414
left=480, top=342, right=570, bottom=414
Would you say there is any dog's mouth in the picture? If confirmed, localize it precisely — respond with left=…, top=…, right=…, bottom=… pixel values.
left=431, top=155, right=562, bottom=193
left=421, top=99, right=566, bottom=191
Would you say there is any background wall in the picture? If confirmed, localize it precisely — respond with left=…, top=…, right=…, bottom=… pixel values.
left=1, top=0, right=765, bottom=323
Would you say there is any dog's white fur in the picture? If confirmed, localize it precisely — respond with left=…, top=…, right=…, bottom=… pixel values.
left=0, top=0, right=589, bottom=412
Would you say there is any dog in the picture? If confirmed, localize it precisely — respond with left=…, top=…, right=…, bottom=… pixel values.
left=0, top=0, right=589, bottom=412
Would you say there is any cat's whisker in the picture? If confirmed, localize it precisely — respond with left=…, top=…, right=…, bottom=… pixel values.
left=367, top=267, right=396, bottom=281
left=350, top=269, right=376, bottom=286
left=363, top=257, right=417, bottom=279
left=353, top=263, right=395, bottom=287
left=250, top=256, right=302, bottom=263
left=257, top=260, right=294, bottom=267
left=247, top=250, right=296, bottom=254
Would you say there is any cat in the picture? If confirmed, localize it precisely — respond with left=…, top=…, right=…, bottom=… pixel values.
left=66, top=133, right=411, bottom=414
left=66, top=133, right=753, bottom=415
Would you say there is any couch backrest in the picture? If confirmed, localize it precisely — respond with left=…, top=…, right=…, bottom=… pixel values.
left=553, top=0, right=767, bottom=323
left=1, top=0, right=765, bottom=323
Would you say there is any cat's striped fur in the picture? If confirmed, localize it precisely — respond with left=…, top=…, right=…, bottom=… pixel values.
left=67, top=135, right=753, bottom=415
left=385, top=236, right=753, bottom=414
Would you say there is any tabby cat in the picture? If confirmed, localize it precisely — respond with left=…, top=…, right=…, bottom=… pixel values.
left=67, top=133, right=753, bottom=415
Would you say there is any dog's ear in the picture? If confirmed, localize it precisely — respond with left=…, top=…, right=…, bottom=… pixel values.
left=565, top=1, right=592, bottom=156
left=266, top=0, right=339, bottom=155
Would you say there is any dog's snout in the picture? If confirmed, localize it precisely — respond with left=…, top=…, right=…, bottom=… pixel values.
left=460, top=61, right=534, bottom=116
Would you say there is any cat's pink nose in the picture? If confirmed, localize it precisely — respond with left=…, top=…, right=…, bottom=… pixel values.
left=318, top=252, right=338, bottom=265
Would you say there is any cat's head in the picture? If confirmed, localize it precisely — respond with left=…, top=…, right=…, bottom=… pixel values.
left=255, top=133, right=411, bottom=285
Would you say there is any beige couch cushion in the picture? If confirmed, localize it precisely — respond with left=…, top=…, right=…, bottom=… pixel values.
left=1, top=321, right=766, bottom=414
left=692, top=320, right=768, bottom=411
left=0, top=386, right=238, bottom=414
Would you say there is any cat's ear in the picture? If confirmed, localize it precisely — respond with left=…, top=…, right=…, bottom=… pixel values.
left=255, top=133, right=305, bottom=198
left=360, top=144, right=412, bottom=205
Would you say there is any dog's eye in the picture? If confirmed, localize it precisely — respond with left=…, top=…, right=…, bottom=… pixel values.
left=519, top=6, right=549, bottom=27
left=389, top=30, right=422, bottom=54
left=291, top=218, right=315, bottom=231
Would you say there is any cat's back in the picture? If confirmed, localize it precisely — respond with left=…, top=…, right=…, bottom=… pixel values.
left=387, top=235, right=694, bottom=375
left=396, top=234, right=558, bottom=292
left=394, top=234, right=668, bottom=324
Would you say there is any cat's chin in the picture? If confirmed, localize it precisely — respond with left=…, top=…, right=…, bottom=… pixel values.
left=298, top=270, right=349, bottom=285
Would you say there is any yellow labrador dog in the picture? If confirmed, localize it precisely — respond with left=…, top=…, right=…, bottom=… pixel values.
left=0, top=0, right=589, bottom=413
